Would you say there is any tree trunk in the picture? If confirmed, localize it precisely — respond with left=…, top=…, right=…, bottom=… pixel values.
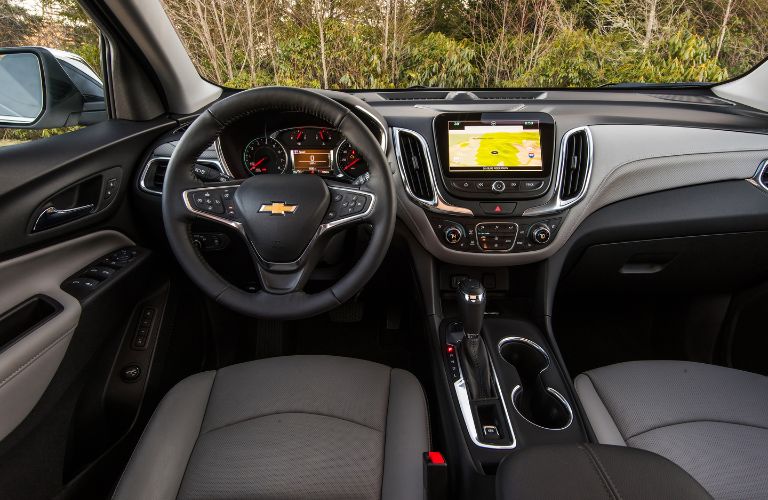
left=643, top=0, right=657, bottom=50
left=316, top=0, right=329, bottom=88
left=715, top=0, right=733, bottom=61
left=383, top=0, right=391, bottom=69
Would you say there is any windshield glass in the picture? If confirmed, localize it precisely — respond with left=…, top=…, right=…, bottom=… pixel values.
left=162, top=0, right=768, bottom=89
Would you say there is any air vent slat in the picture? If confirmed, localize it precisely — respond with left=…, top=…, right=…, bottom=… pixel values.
left=153, top=163, right=167, bottom=190
left=396, top=130, right=434, bottom=203
left=560, top=129, right=590, bottom=202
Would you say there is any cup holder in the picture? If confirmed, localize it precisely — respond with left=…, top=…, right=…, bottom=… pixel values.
left=498, top=337, right=573, bottom=430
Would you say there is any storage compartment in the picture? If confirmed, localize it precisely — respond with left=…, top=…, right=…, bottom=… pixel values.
left=0, top=295, right=62, bottom=351
left=498, top=337, right=572, bottom=430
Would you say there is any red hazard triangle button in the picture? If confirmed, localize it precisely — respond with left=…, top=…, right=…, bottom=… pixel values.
left=480, top=202, right=516, bottom=215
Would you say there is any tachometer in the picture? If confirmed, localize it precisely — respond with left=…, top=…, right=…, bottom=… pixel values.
left=336, top=140, right=368, bottom=179
left=243, top=137, right=287, bottom=175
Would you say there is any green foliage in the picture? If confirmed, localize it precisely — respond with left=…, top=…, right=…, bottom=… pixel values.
left=400, top=33, right=478, bottom=88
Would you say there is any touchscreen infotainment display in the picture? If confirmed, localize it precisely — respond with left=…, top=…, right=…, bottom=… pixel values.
left=447, top=119, right=543, bottom=174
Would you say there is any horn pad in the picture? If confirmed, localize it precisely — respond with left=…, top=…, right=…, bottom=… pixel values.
left=234, top=175, right=330, bottom=263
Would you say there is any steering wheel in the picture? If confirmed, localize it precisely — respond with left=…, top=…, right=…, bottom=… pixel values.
left=162, top=87, right=395, bottom=319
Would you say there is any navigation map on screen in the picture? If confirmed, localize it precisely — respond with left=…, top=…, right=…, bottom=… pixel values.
left=447, top=120, right=542, bottom=173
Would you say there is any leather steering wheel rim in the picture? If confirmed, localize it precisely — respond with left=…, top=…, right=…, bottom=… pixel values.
left=162, top=87, right=396, bottom=319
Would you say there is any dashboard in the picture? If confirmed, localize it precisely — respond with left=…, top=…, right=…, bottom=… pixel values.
left=137, top=88, right=768, bottom=268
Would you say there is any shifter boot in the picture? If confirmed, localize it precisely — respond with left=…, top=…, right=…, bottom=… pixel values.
left=459, top=334, right=494, bottom=399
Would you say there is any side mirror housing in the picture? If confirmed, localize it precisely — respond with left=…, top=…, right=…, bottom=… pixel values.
left=0, top=47, right=106, bottom=129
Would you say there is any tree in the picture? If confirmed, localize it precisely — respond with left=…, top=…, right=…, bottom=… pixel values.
left=0, top=0, right=40, bottom=47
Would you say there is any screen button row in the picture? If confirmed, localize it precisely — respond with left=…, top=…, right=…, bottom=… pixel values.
left=451, top=179, right=544, bottom=193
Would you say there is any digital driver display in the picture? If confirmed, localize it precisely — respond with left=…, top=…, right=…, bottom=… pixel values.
left=447, top=120, right=543, bottom=174
left=290, top=149, right=333, bottom=175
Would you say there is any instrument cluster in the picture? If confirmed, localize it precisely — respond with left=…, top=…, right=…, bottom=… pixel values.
left=241, top=126, right=368, bottom=181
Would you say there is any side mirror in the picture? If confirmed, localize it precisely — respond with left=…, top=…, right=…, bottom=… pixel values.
left=0, top=47, right=106, bottom=129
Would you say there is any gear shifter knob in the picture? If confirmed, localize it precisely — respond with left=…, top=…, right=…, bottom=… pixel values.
left=457, top=279, right=486, bottom=336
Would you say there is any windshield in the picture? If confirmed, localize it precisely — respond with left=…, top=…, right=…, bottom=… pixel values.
left=162, top=0, right=768, bottom=89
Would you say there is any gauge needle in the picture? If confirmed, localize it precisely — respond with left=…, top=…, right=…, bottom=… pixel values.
left=319, top=130, right=325, bottom=141
left=250, top=157, right=267, bottom=171
left=343, top=158, right=361, bottom=171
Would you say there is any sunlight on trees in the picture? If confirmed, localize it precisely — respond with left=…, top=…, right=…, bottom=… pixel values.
left=2, top=0, right=767, bottom=91
left=159, top=0, right=768, bottom=89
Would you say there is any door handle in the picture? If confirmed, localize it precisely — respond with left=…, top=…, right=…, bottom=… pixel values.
left=33, top=204, right=95, bottom=232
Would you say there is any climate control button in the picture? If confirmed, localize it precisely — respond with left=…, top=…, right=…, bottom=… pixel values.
left=444, top=226, right=464, bottom=244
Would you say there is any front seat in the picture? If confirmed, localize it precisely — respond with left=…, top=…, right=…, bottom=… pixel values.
left=575, top=360, right=768, bottom=500
left=113, top=356, right=429, bottom=500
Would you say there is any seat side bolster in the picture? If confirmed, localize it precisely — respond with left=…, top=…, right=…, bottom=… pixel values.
left=381, top=369, right=430, bottom=500
left=112, top=370, right=216, bottom=500
left=575, top=374, right=626, bottom=446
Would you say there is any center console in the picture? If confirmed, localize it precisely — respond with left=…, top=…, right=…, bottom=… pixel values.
left=393, top=110, right=591, bottom=260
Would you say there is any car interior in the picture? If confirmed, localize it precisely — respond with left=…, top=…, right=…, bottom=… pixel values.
left=1, top=1, right=767, bottom=499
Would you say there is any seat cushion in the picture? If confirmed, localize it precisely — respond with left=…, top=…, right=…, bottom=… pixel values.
left=575, top=360, right=768, bottom=500
left=113, top=355, right=430, bottom=500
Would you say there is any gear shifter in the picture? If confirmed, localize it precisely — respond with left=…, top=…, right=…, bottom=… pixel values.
left=456, top=279, right=493, bottom=399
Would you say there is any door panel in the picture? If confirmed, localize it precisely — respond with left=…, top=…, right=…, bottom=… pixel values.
left=0, top=118, right=172, bottom=258
left=0, top=118, right=175, bottom=499
left=0, top=231, right=132, bottom=441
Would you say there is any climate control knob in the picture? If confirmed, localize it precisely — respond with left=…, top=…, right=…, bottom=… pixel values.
left=530, top=223, right=551, bottom=245
left=444, top=226, right=464, bottom=245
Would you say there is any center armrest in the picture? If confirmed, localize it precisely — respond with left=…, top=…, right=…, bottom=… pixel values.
left=496, top=444, right=712, bottom=500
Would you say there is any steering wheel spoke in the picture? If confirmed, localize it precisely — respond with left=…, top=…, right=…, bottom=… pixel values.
left=321, top=184, right=376, bottom=232
left=182, top=181, right=244, bottom=228
left=254, top=257, right=319, bottom=294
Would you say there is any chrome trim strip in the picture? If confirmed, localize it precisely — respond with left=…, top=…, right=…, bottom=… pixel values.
left=499, top=336, right=574, bottom=431
left=510, top=386, right=574, bottom=431
left=451, top=340, right=517, bottom=450
left=32, top=203, right=95, bottom=232
left=392, top=127, right=473, bottom=215
left=523, top=126, right=593, bottom=216
left=354, top=104, right=388, bottom=151
left=140, top=156, right=227, bottom=195
left=214, top=138, right=235, bottom=177
left=747, top=158, right=768, bottom=192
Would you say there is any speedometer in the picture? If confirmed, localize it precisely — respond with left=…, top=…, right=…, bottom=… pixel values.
left=243, top=137, right=288, bottom=175
left=336, top=140, right=368, bottom=179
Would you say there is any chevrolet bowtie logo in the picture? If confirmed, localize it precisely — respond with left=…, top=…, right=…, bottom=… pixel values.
left=259, top=202, right=298, bottom=216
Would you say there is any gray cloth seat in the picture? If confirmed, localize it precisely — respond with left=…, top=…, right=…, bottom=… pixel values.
left=575, top=360, right=768, bottom=500
left=113, top=355, right=430, bottom=500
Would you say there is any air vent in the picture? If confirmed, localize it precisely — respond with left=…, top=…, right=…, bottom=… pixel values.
left=394, top=129, right=435, bottom=203
left=378, top=90, right=546, bottom=101
left=152, top=161, right=168, bottom=189
left=560, top=128, right=591, bottom=202
left=471, top=91, right=547, bottom=100
left=139, top=158, right=169, bottom=194
left=379, top=91, right=450, bottom=101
